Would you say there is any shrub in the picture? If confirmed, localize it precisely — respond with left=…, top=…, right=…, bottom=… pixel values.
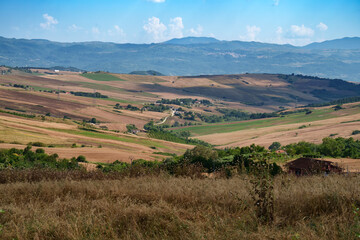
left=35, top=148, right=45, bottom=154
left=268, top=142, right=281, bottom=151
left=183, top=145, right=218, bottom=171
left=352, top=130, right=360, bottom=135
left=76, top=155, right=87, bottom=162
left=30, top=142, right=46, bottom=147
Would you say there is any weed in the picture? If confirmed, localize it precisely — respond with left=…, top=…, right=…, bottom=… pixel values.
left=353, top=204, right=360, bottom=238
left=249, top=161, right=274, bottom=224
left=0, top=209, right=3, bottom=235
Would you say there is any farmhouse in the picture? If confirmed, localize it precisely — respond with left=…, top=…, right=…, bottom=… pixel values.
left=285, top=157, right=343, bottom=176
left=275, top=149, right=287, bottom=155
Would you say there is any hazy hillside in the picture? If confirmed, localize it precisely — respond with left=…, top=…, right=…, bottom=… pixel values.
left=0, top=36, right=360, bottom=81
left=304, top=37, right=360, bottom=49
left=164, top=36, right=220, bottom=45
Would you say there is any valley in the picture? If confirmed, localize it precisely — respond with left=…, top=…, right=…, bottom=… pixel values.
left=0, top=66, right=360, bottom=167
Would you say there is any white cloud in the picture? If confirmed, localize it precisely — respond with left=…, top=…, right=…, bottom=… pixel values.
left=40, top=14, right=58, bottom=29
left=290, top=24, right=314, bottom=38
left=143, top=16, right=205, bottom=42
left=108, top=25, right=125, bottom=37
left=317, top=22, right=328, bottom=31
left=274, top=26, right=285, bottom=43
left=240, top=25, right=261, bottom=41
left=143, top=17, right=167, bottom=42
left=147, top=0, right=165, bottom=2
left=190, top=25, right=203, bottom=37
left=114, top=25, right=124, bottom=34
left=92, top=27, right=100, bottom=34
left=169, top=17, right=184, bottom=38
left=273, top=0, right=280, bottom=6
left=68, top=24, right=80, bottom=32
left=272, top=25, right=313, bottom=46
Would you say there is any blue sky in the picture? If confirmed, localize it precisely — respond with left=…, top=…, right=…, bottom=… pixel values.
left=1, top=0, right=359, bottom=46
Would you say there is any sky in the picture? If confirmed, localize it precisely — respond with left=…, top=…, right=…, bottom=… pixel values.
left=1, top=0, right=359, bottom=46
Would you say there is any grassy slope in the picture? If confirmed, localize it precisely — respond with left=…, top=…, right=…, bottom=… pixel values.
left=81, top=72, right=125, bottom=81
left=171, top=107, right=360, bottom=136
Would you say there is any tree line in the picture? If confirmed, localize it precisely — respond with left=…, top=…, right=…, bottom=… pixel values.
left=156, top=98, right=213, bottom=106
left=70, top=91, right=108, bottom=98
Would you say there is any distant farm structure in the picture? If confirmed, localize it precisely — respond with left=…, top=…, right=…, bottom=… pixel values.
left=285, top=158, right=343, bottom=176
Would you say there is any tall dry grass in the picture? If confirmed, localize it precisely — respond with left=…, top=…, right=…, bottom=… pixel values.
left=0, top=173, right=359, bottom=239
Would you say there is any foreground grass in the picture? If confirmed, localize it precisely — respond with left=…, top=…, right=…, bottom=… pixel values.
left=0, top=172, right=359, bottom=240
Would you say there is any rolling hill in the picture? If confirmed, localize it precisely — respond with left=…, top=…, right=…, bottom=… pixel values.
left=0, top=67, right=360, bottom=171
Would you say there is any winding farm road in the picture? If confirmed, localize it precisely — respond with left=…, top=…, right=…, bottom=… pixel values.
left=155, top=109, right=175, bottom=125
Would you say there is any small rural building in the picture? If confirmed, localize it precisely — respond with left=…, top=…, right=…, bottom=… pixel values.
left=275, top=149, right=287, bottom=155
left=285, top=157, right=343, bottom=176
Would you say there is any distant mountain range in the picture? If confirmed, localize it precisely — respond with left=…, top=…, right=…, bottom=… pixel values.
left=0, top=36, right=359, bottom=81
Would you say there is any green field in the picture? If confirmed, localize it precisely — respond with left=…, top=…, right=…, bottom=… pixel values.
left=171, top=107, right=360, bottom=136
left=82, top=73, right=125, bottom=81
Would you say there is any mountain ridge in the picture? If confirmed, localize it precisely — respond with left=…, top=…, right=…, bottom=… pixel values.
left=1, top=36, right=359, bottom=81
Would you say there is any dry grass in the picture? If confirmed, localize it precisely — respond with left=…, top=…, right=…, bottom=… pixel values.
left=0, top=173, right=359, bottom=239
left=197, top=111, right=360, bottom=147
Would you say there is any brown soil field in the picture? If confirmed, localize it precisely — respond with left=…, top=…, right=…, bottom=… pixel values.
left=0, top=74, right=79, bottom=87
left=0, top=88, right=88, bottom=118
left=0, top=143, right=154, bottom=163
left=112, top=73, right=166, bottom=83
left=325, top=158, right=360, bottom=173
left=76, top=107, right=165, bottom=129
left=161, top=76, right=233, bottom=89
left=30, top=68, right=80, bottom=75
left=197, top=112, right=360, bottom=148
left=0, top=114, right=75, bottom=130
left=0, top=113, right=190, bottom=162
left=0, top=85, right=164, bottom=129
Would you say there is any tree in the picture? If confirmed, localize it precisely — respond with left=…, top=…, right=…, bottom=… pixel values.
left=320, top=137, right=345, bottom=157
left=333, top=105, right=343, bottom=111
left=90, top=118, right=97, bottom=124
left=268, top=142, right=281, bottom=151
left=178, top=131, right=191, bottom=140
left=126, top=124, right=137, bottom=133
left=76, top=155, right=87, bottom=162
left=183, top=145, right=218, bottom=170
